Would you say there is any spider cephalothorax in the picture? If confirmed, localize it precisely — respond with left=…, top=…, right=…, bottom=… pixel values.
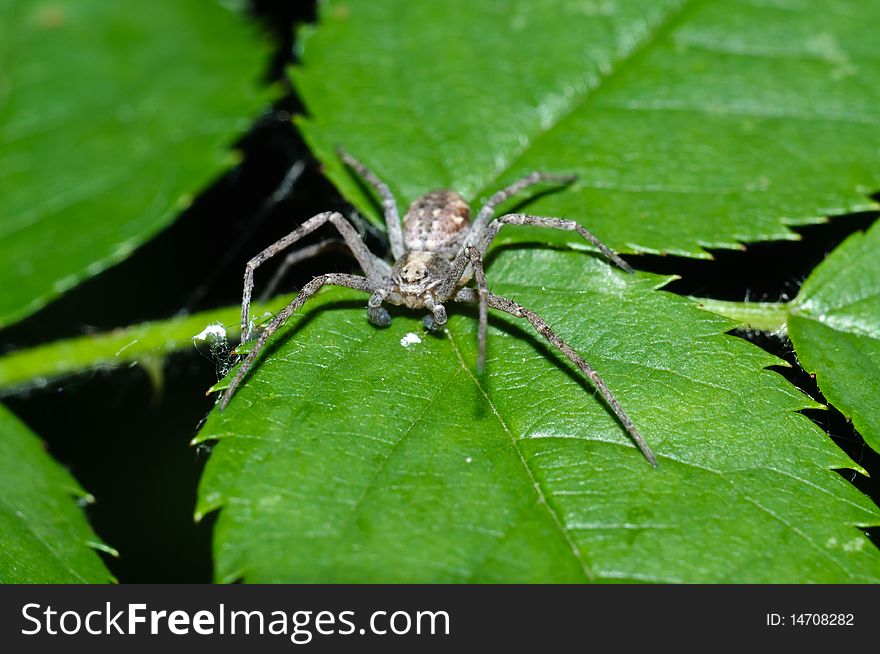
left=391, top=251, right=452, bottom=307
left=222, top=151, right=656, bottom=466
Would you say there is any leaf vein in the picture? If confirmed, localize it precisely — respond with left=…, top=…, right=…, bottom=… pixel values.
left=446, top=327, right=596, bottom=582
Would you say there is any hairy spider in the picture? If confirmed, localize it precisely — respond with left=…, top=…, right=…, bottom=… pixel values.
left=221, top=151, right=656, bottom=466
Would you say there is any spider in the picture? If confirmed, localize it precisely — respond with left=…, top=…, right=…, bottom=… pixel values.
left=220, top=150, right=657, bottom=466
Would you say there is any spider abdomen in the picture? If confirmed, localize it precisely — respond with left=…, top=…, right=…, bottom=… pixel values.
left=402, top=190, right=470, bottom=254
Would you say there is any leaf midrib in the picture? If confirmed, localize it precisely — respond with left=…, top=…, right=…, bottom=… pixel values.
left=446, top=327, right=596, bottom=582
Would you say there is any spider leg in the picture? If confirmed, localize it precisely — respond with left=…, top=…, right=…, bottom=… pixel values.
left=182, top=161, right=305, bottom=311
left=259, top=238, right=345, bottom=302
left=222, top=273, right=373, bottom=410
left=452, top=287, right=656, bottom=466
left=437, top=199, right=628, bottom=304
left=367, top=290, right=391, bottom=328
left=465, top=246, right=490, bottom=372
left=468, top=172, right=576, bottom=247
left=338, top=149, right=406, bottom=260
left=241, top=211, right=390, bottom=342
left=436, top=249, right=472, bottom=302
left=481, top=213, right=632, bottom=273
left=421, top=298, right=448, bottom=333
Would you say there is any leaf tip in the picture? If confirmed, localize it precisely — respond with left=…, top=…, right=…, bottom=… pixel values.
left=86, top=541, right=120, bottom=559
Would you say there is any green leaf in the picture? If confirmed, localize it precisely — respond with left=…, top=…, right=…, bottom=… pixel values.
left=192, top=0, right=880, bottom=583
left=196, top=249, right=880, bottom=582
left=294, top=0, right=880, bottom=258
left=788, top=220, right=880, bottom=455
left=0, top=404, right=114, bottom=582
left=692, top=219, right=880, bottom=456
left=0, top=0, right=270, bottom=328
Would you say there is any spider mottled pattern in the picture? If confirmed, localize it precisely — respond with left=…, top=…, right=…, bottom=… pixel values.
left=221, top=150, right=656, bottom=466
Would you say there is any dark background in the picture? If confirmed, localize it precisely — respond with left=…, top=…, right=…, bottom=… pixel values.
left=0, top=0, right=877, bottom=582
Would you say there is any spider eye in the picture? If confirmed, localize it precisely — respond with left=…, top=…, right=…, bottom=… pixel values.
left=402, top=263, right=424, bottom=282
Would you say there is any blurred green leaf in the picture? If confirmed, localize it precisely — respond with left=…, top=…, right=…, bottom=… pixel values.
left=0, top=0, right=270, bottom=327
left=295, top=0, right=880, bottom=258
left=788, top=220, right=880, bottom=455
left=0, top=404, right=114, bottom=582
left=197, top=249, right=880, bottom=582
